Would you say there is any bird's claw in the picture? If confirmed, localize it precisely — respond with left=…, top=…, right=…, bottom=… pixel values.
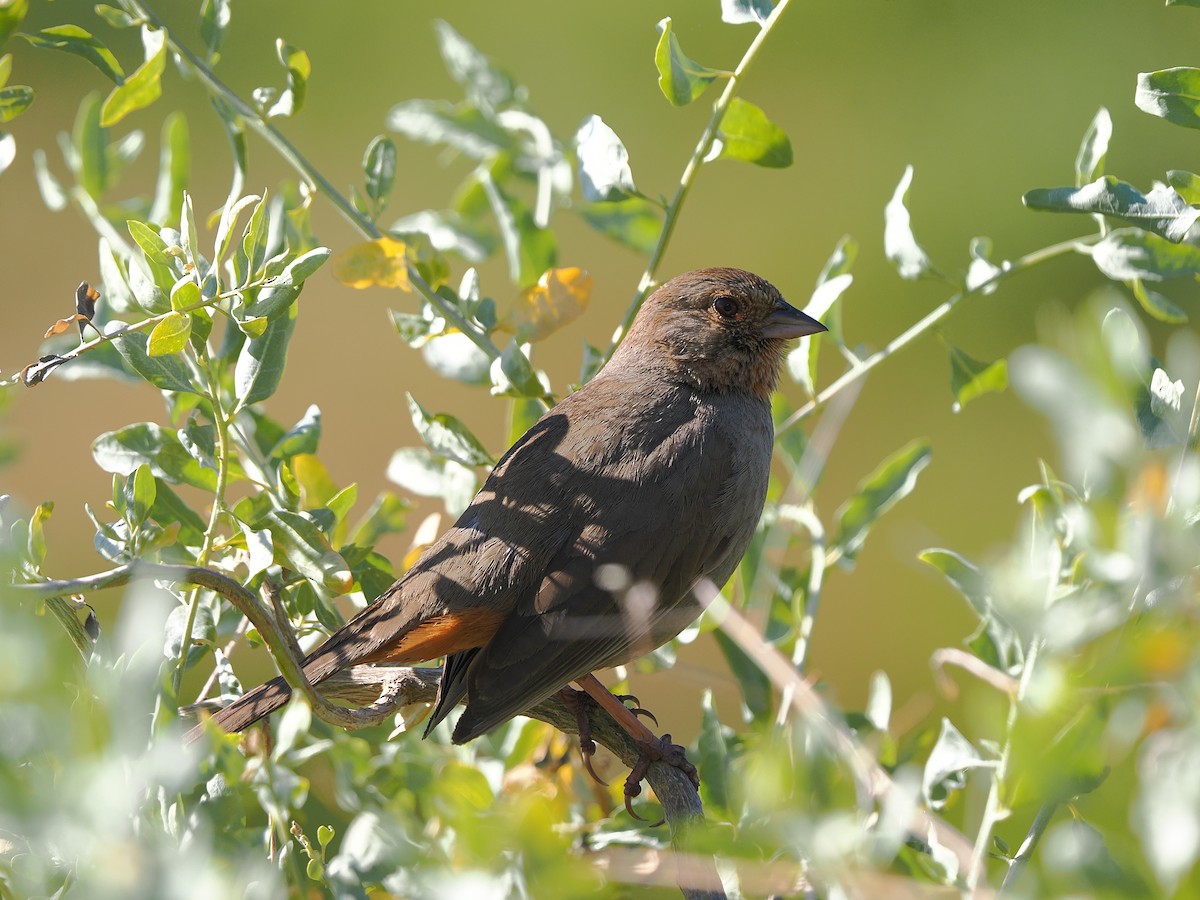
left=559, top=687, right=609, bottom=786
left=623, top=732, right=699, bottom=825
left=613, top=693, right=659, bottom=727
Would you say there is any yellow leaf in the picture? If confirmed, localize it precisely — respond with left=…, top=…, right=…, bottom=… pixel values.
left=330, top=237, right=411, bottom=290
left=503, top=267, right=592, bottom=341
left=401, top=512, right=441, bottom=572
left=43, top=314, right=84, bottom=338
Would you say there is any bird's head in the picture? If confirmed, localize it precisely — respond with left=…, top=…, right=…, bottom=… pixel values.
left=612, top=268, right=826, bottom=398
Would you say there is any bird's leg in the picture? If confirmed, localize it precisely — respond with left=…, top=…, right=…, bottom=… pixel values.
left=574, top=673, right=699, bottom=821
left=556, top=686, right=608, bottom=786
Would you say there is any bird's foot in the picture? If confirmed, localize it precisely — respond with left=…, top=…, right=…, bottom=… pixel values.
left=623, top=732, right=699, bottom=823
left=557, top=687, right=608, bottom=786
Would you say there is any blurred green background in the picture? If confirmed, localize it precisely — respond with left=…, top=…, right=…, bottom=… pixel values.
left=2, top=0, right=1197, bottom=739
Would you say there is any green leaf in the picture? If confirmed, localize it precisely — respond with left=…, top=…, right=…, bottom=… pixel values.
left=0, top=83, right=31, bottom=123
left=240, top=192, right=270, bottom=284
left=1135, top=67, right=1200, bottom=130
left=0, top=1, right=28, bottom=49
left=148, top=477, right=206, bottom=542
left=348, top=491, right=410, bottom=548
left=386, top=447, right=477, bottom=515
left=163, top=603, right=215, bottom=665
left=114, top=331, right=198, bottom=393
left=654, top=18, right=724, bottom=106
left=363, top=135, right=397, bottom=207
left=213, top=193, right=259, bottom=275
left=696, top=692, right=735, bottom=814
left=94, top=5, right=135, bottom=28
left=170, top=277, right=200, bottom=312
left=199, top=0, right=231, bottom=60
left=722, top=0, right=774, bottom=25
left=387, top=99, right=517, bottom=159
left=965, top=235, right=1008, bottom=294
left=885, top=165, right=933, bottom=280
left=575, top=115, right=636, bottom=202
left=270, top=405, right=322, bottom=461
left=128, top=219, right=172, bottom=268
left=390, top=209, right=494, bottom=262
left=1075, top=107, right=1112, bottom=187
left=123, top=463, right=156, bottom=527
left=1090, top=227, right=1200, bottom=281
left=833, top=440, right=932, bottom=567
left=785, top=269, right=851, bottom=394
left=947, top=344, right=1007, bottom=413
left=72, top=92, right=108, bottom=198
left=579, top=197, right=661, bottom=254
left=32, top=148, right=67, bottom=210
left=273, top=694, right=312, bottom=761
left=1167, top=169, right=1200, bottom=204
left=919, top=548, right=1022, bottom=672
left=407, top=394, right=494, bottom=468
left=255, top=39, right=309, bottom=119
left=1134, top=731, right=1200, bottom=891
left=1131, top=278, right=1187, bottom=324
left=708, top=97, right=792, bottom=168
left=1023, top=176, right=1200, bottom=242
left=100, top=26, right=166, bottom=127
left=713, top=629, right=772, bottom=723
left=480, top=176, right=556, bottom=287
left=234, top=303, right=295, bottom=409
left=92, top=422, right=218, bottom=490
left=147, top=311, right=192, bottom=356
left=0, top=53, right=10, bottom=88
left=264, top=509, right=352, bottom=596
left=490, top=340, right=545, bottom=398
left=19, top=25, right=124, bottom=84
left=433, top=20, right=516, bottom=112
left=243, top=248, right=329, bottom=320
left=506, top=397, right=543, bottom=447
left=148, top=112, right=189, bottom=226
left=922, top=718, right=991, bottom=810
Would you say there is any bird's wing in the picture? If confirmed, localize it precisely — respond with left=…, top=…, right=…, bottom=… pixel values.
left=298, top=406, right=586, bottom=683
left=449, top=409, right=757, bottom=742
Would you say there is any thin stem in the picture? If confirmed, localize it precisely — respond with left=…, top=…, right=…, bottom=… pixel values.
left=126, top=0, right=378, bottom=241
left=999, top=802, right=1058, bottom=895
left=124, top=1, right=516, bottom=388
left=966, top=637, right=1042, bottom=894
left=7, top=279, right=270, bottom=387
left=776, top=235, right=1100, bottom=437
left=605, top=0, right=794, bottom=358
left=171, top=357, right=232, bottom=695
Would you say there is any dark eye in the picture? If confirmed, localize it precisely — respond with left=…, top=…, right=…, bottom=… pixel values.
left=713, top=295, right=739, bottom=318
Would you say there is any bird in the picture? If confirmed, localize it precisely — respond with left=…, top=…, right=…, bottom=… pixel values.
left=186, top=267, right=825, bottom=806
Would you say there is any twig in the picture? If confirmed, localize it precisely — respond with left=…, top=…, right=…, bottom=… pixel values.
left=697, top=582, right=978, bottom=877
left=775, top=236, right=1100, bottom=437
left=15, top=562, right=717, bottom=898
left=606, top=0, right=794, bottom=358
left=998, top=802, right=1058, bottom=895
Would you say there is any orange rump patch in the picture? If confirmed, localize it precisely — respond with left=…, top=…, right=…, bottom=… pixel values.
left=363, top=608, right=505, bottom=665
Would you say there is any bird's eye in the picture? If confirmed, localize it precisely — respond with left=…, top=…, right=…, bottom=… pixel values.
left=713, top=295, right=739, bottom=318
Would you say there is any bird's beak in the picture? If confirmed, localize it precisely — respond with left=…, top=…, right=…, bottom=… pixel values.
left=761, top=299, right=828, bottom=339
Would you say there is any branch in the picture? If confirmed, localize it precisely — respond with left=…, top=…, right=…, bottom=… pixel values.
left=16, top=563, right=719, bottom=897
left=606, top=0, right=795, bottom=358
left=775, top=236, right=1100, bottom=437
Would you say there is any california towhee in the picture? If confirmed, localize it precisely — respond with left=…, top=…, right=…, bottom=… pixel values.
left=186, top=267, right=824, bottom=805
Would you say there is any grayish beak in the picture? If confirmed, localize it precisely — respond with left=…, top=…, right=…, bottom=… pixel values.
left=761, top=299, right=828, bottom=340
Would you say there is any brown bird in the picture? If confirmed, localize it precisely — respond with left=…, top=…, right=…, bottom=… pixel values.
left=186, top=267, right=824, bottom=805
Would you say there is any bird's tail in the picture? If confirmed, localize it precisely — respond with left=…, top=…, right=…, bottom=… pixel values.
left=184, top=674, right=292, bottom=745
